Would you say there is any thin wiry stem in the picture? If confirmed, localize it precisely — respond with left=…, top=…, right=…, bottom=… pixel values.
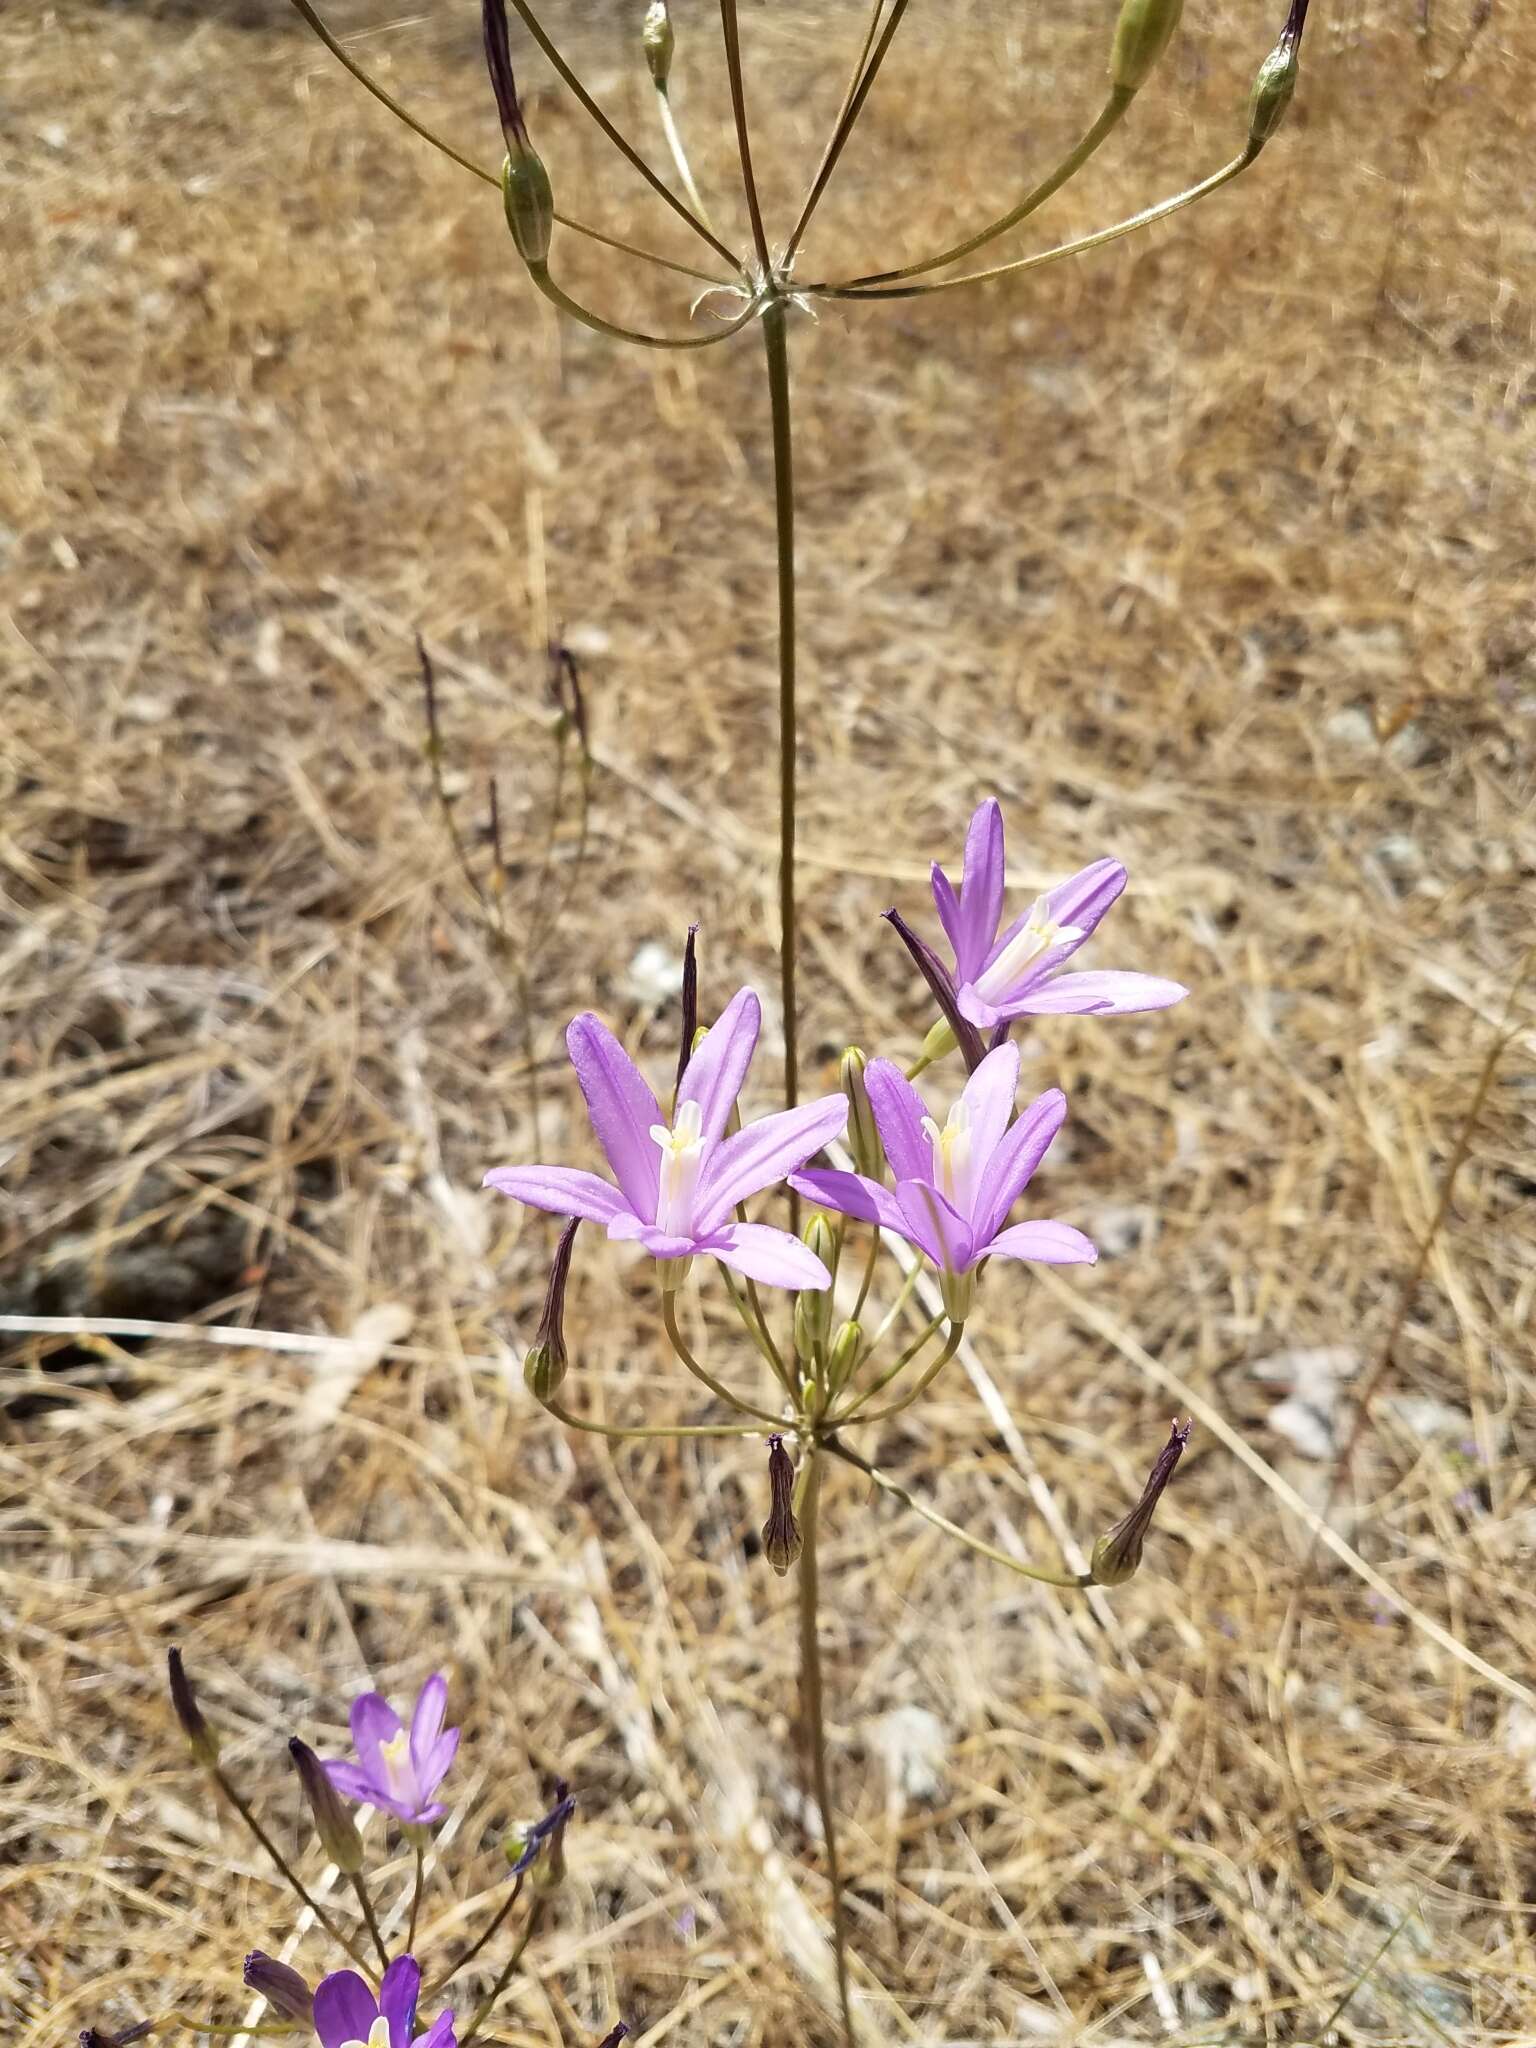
left=209, top=1769, right=373, bottom=1975
left=661, top=1291, right=786, bottom=1425
left=825, top=1438, right=1091, bottom=1587
left=721, top=1264, right=794, bottom=1391
left=836, top=86, right=1135, bottom=289
left=782, top=0, right=885, bottom=270
left=425, top=1875, right=524, bottom=1997
left=829, top=1311, right=945, bottom=1422
left=537, top=1391, right=768, bottom=1440
left=407, top=1838, right=425, bottom=1955
left=654, top=84, right=716, bottom=234
left=841, top=1319, right=962, bottom=1425
left=503, top=0, right=744, bottom=272
left=460, top=1891, right=546, bottom=2048
left=796, top=1452, right=857, bottom=2048
left=813, top=148, right=1258, bottom=300
left=717, top=0, right=772, bottom=275
left=350, top=1871, right=389, bottom=1968
left=762, top=301, right=800, bottom=1162
left=527, top=262, right=757, bottom=349
left=781, top=0, right=914, bottom=267
left=283, top=0, right=726, bottom=284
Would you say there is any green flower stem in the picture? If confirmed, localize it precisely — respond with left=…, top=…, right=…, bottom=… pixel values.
left=527, top=263, right=757, bottom=349
left=503, top=0, right=743, bottom=272
left=653, top=83, right=716, bottom=234
left=812, top=147, right=1258, bottom=300
left=781, top=0, right=885, bottom=270
left=459, top=1890, right=547, bottom=2048
left=407, top=1837, right=426, bottom=1955
left=721, top=1263, right=794, bottom=1392
left=717, top=0, right=771, bottom=275
left=818, top=86, right=1135, bottom=290
left=209, top=1768, right=373, bottom=1976
left=866, top=1253, right=925, bottom=1351
left=350, top=1870, right=390, bottom=1968
left=282, top=0, right=729, bottom=285
left=537, top=1391, right=768, bottom=1440
left=796, top=1451, right=857, bottom=2048
left=662, top=1291, right=787, bottom=1425
left=762, top=298, right=799, bottom=1150
left=825, top=1439, right=1091, bottom=1588
left=829, top=1312, right=945, bottom=1422
left=848, top=1226, right=882, bottom=1323
left=782, top=0, right=915, bottom=267
left=843, top=1320, right=963, bottom=1425
left=426, top=1875, right=524, bottom=1998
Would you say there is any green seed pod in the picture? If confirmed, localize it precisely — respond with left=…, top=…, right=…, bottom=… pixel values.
left=1247, top=35, right=1299, bottom=148
left=502, top=147, right=555, bottom=269
left=524, top=1341, right=565, bottom=1402
left=826, top=1318, right=862, bottom=1395
left=1109, top=0, right=1184, bottom=92
left=839, top=1047, right=884, bottom=1180
left=642, top=0, right=674, bottom=88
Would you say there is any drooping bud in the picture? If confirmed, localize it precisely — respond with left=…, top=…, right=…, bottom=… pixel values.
left=525, top=1218, right=579, bottom=1402
left=167, top=1646, right=220, bottom=1767
left=483, top=0, right=555, bottom=267
left=1247, top=33, right=1299, bottom=147
left=1090, top=1420, right=1192, bottom=1586
left=883, top=908, right=985, bottom=1073
left=839, top=1048, right=884, bottom=1179
left=676, top=923, right=699, bottom=1098
left=761, top=1434, right=802, bottom=1575
left=792, top=1217, right=837, bottom=1359
left=243, top=1954, right=314, bottom=2025
left=826, top=1319, right=862, bottom=1395
left=641, top=0, right=674, bottom=88
left=1109, top=0, right=1184, bottom=92
left=289, top=1738, right=364, bottom=1873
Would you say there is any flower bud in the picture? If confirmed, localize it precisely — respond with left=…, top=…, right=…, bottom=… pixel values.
left=525, top=1218, right=578, bottom=1402
left=243, top=1954, right=314, bottom=2025
left=289, top=1738, right=364, bottom=1873
left=595, top=2029, right=629, bottom=2048
left=675, top=923, right=699, bottom=1097
left=839, top=1048, right=884, bottom=1179
left=502, top=147, right=555, bottom=269
left=827, top=1318, right=862, bottom=1395
left=507, top=1784, right=576, bottom=1878
left=919, top=1017, right=958, bottom=1067
left=1109, top=0, right=1184, bottom=92
left=792, top=1216, right=837, bottom=1358
left=641, top=0, right=674, bottom=88
left=1090, top=1420, right=1192, bottom=1586
left=761, top=1434, right=802, bottom=1575
left=167, top=1646, right=219, bottom=1767
left=1247, top=34, right=1299, bottom=147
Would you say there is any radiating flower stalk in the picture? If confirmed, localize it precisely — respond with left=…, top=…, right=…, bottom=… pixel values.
left=105, top=1655, right=625, bottom=2048
left=270, top=0, right=1313, bottom=2035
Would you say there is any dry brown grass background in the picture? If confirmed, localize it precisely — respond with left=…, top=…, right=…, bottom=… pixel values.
left=4, top=0, right=1536, bottom=2039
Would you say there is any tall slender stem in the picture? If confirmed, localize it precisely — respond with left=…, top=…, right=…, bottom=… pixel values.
left=782, top=0, right=913, bottom=267
left=209, top=1769, right=372, bottom=1975
left=718, top=0, right=772, bottom=275
left=407, top=1839, right=426, bottom=1955
left=350, top=1871, right=389, bottom=1968
left=797, top=1452, right=856, bottom=2048
left=762, top=302, right=799, bottom=1153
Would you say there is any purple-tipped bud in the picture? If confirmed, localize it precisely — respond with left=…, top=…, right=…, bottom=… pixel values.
left=641, top=0, right=674, bottom=87
left=1247, top=32, right=1300, bottom=146
left=483, top=0, right=554, bottom=265
left=595, top=2028, right=630, bottom=2048
left=525, top=1218, right=579, bottom=1402
left=243, top=1953, right=314, bottom=2025
left=167, top=1646, right=219, bottom=1767
left=1109, top=0, right=1184, bottom=91
left=839, top=1048, right=884, bottom=1180
left=482, top=0, right=528, bottom=151
left=1090, top=1420, right=1192, bottom=1586
left=506, top=1783, right=576, bottom=1881
left=676, top=924, right=699, bottom=1097
left=883, top=909, right=985, bottom=1073
left=761, top=1435, right=802, bottom=1576
left=289, top=1738, right=364, bottom=1873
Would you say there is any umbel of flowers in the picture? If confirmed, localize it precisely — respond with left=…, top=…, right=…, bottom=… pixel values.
left=82, top=1656, right=627, bottom=2048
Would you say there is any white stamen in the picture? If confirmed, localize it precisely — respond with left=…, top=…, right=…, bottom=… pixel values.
left=921, top=1099, right=974, bottom=1217
left=651, top=1097, right=707, bottom=1237
left=342, top=2016, right=394, bottom=2048
left=972, top=903, right=1083, bottom=1005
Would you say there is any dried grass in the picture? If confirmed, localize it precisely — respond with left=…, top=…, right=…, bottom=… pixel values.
left=4, top=0, right=1536, bottom=2041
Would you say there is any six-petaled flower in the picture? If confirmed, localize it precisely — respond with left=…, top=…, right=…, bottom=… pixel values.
left=323, top=1673, right=459, bottom=1827
left=313, top=1957, right=455, bottom=2048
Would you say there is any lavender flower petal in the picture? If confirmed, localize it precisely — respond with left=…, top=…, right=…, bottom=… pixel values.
left=787, top=1167, right=908, bottom=1235
left=349, top=1692, right=402, bottom=1781
left=955, top=798, right=1005, bottom=980
left=692, top=1095, right=847, bottom=1234
left=861, top=1059, right=931, bottom=1182
left=954, top=1040, right=1020, bottom=1176
left=414, top=2016, right=457, bottom=2048
left=894, top=1179, right=972, bottom=1272
left=930, top=862, right=965, bottom=963
left=566, top=1013, right=662, bottom=1220
left=1039, top=856, right=1126, bottom=938
left=379, top=1958, right=422, bottom=2048
left=971, top=1087, right=1067, bottom=1246
left=676, top=986, right=760, bottom=1145
left=883, top=908, right=986, bottom=1070
left=313, top=1972, right=378, bottom=2048
left=707, top=1222, right=833, bottom=1291
left=988, top=1219, right=1098, bottom=1265
left=323, top=1760, right=384, bottom=1805
left=1007, top=970, right=1188, bottom=1017
left=482, top=1166, right=630, bottom=1224
left=408, top=1674, right=448, bottom=1775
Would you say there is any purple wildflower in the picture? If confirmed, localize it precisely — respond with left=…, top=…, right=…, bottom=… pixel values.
left=931, top=799, right=1188, bottom=1030
left=313, top=1958, right=454, bottom=2048
left=323, top=1673, right=459, bottom=1827
left=789, top=1041, right=1096, bottom=1314
left=484, top=988, right=847, bottom=1292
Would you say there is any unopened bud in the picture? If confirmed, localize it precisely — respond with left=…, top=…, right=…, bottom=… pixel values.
left=793, top=1217, right=837, bottom=1357
left=1090, top=1420, right=1192, bottom=1586
left=1247, top=34, right=1299, bottom=147
left=502, top=147, right=555, bottom=269
left=761, top=1435, right=802, bottom=1575
left=1109, top=0, right=1184, bottom=92
left=641, top=0, right=674, bottom=87
left=243, top=1954, right=314, bottom=2025
left=919, top=1017, right=958, bottom=1067
left=167, top=1646, right=220, bottom=1767
left=827, top=1319, right=862, bottom=1395
left=289, top=1738, right=364, bottom=1873
left=839, top=1048, right=884, bottom=1179
left=525, top=1218, right=578, bottom=1402
left=675, top=923, right=699, bottom=1097
left=595, top=2028, right=630, bottom=2048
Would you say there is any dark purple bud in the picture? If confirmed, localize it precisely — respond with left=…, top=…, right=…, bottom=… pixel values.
left=525, top=1219, right=578, bottom=1402
left=244, top=1953, right=315, bottom=2025
left=594, top=2028, right=630, bottom=2048
left=761, top=1435, right=802, bottom=1576
left=289, top=1738, right=363, bottom=1873
left=1090, top=1420, right=1192, bottom=1586
left=882, top=908, right=986, bottom=1072
left=549, top=642, right=591, bottom=761
left=482, top=0, right=528, bottom=150
left=507, top=1782, right=577, bottom=1878
left=167, top=1646, right=219, bottom=1767
left=676, top=924, right=699, bottom=1097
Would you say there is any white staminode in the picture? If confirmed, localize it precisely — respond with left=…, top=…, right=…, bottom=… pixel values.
left=379, top=1728, right=415, bottom=1802
left=341, top=2018, right=392, bottom=2048
left=972, top=901, right=1083, bottom=1004
left=651, top=1097, right=707, bottom=1236
left=921, top=1098, right=974, bottom=1216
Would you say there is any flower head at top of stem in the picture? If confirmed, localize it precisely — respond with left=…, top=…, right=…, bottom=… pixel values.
left=323, top=1673, right=459, bottom=1828
left=485, top=988, right=847, bottom=1292
left=314, top=1957, right=455, bottom=2048
left=790, top=1041, right=1096, bottom=1318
